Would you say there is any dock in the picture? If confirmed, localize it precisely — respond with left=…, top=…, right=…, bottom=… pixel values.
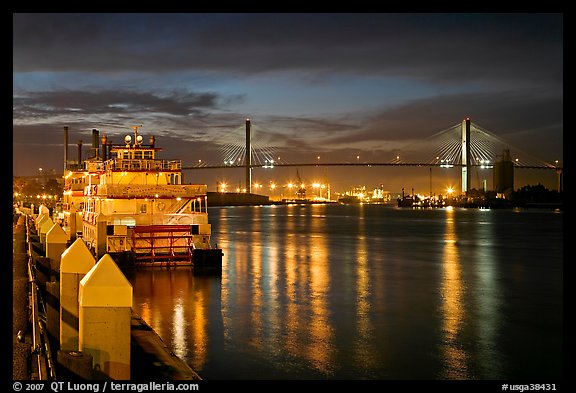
left=13, top=210, right=201, bottom=381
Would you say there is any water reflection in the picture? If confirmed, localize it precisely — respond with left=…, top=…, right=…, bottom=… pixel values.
left=128, top=268, right=214, bottom=372
left=129, top=205, right=563, bottom=380
left=306, top=205, right=332, bottom=373
left=440, top=207, right=468, bottom=379
left=216, top=205, right=335, bottom=375
left=353, top=205, right=378, bottom=372
left=472, top=212, right=502, bottom=378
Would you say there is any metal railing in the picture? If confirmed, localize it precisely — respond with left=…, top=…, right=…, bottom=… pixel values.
left=25, top=215, right=57, bottom=380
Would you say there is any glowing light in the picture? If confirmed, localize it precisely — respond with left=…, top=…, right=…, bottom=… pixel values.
left=446, top=187, right=454, bottom=195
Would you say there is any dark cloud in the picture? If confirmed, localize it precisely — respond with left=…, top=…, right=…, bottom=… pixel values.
left=13, top=13, right=562, bottom=85
left=324, top=90, right=563, bottom=146
left=13, top=89, right=221, bottom=118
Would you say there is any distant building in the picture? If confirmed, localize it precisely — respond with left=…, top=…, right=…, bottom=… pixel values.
left=493, top=149, right=514, bottom=196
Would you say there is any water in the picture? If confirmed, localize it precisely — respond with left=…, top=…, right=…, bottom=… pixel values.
left=126, top=204, right=563, bottom=380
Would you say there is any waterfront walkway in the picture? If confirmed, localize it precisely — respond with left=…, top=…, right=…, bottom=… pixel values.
left=13, top=211, right=201, bottom=381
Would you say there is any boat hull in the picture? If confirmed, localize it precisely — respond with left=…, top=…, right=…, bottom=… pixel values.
left=110, top=248, right=223, bottom=271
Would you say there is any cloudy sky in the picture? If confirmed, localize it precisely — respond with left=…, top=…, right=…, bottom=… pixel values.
left=13, top=13, right=563, bottom=193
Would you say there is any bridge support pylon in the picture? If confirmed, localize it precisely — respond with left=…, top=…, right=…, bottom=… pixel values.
left=246, top=118, right=252, bottom=194
left=461, top=117, right=471, bottom=194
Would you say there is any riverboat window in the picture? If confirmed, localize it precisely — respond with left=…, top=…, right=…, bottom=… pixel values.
left=169, top=174, right=181, bottom=185
left=139, top=203, right=147, bottom=213
left=143, top=151, right=153, bottom=159
left=134, top=151, right=143, bottom=159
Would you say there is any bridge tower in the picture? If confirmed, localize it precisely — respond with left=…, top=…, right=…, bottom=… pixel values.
left=246, top=118, right=252, bottom=194
left=461, top=117, right=471, bottom=194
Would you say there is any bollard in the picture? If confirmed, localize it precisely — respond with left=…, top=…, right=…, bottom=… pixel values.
left=59, top=239, right=96, bottom=352
left=46, top=223, right=68, bottom=280
left=39, top=204, right=50, bottom=216
left=39, top=217, right=54, bottom=244
left=46, top=223, right=68, bottom=261
left=79, top=254, right=132, bottom=380
left=35, top=212, right=49, bottom=230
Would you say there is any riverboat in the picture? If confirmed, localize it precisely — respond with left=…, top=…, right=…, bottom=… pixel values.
left=60, top=126, right=222, bottom=269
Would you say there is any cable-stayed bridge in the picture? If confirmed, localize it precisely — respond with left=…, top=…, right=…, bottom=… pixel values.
left=184, top=118, right=562, bottom=193
left=17, top=118, right=562, bottom=195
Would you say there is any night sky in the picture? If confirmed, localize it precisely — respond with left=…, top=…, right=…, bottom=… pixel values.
left=13, top=13, right=563, bottom=193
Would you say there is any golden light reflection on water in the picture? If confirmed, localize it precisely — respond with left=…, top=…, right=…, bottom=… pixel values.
left=280, top=205, right=333, bottom=372
left=130, top=269, right=210, bottom=371
left=307, top=213, right=333, bottom=372
left=249, top=208, right=263, bottom=349
left=190, top=285, right=208, bottom=369
left=354, top=230, right=377, bottom=369
left=172, top=300, right=187, bottom=359
left=441, top=208, right=469, bottom=379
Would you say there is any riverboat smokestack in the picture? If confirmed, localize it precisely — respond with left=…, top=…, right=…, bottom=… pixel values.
left=101, top=134, right=108, bottom=160
left=64, top=126, right=69, bottom=171
left=92, top=129, right=100, bottom=159
left=78, top=140, right=83, bottom=166
left=149, top=135, right=155, bottom=148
